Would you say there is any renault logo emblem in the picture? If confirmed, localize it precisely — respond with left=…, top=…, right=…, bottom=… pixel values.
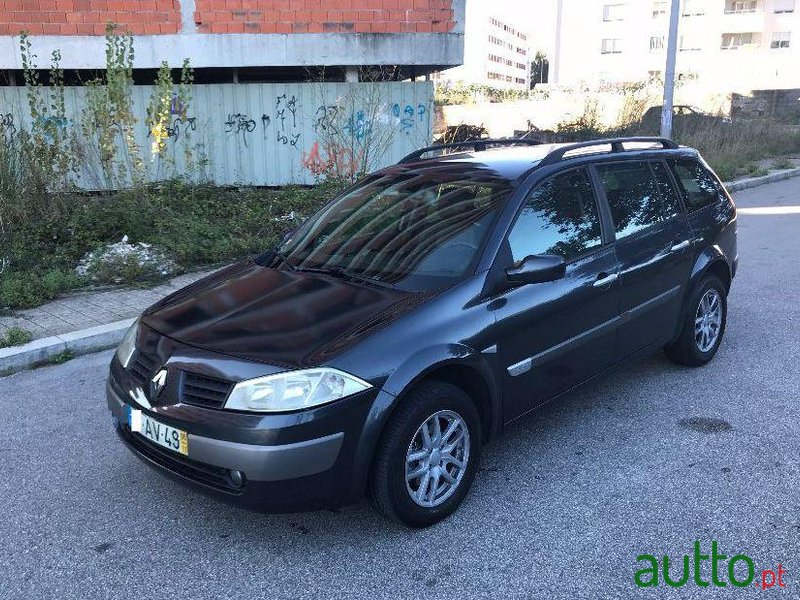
left=150, top=369, right=168, bottom=398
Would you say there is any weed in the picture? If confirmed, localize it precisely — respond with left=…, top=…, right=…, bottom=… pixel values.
left=0, top=327, right=33, bottom=348
left=771, top=157, right=794, bottom=170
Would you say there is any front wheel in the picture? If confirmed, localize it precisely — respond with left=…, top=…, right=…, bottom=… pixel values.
left=369, top=381, right=482, bottom=528
left=665, top=274, right=727, bottom=367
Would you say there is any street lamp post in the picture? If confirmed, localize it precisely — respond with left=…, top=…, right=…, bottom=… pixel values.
left=661, top=0, right=681, bottom=138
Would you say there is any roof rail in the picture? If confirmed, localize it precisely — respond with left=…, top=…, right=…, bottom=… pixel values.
left=398, top=138, right=543, bottom=164
left=537, top=137, right=679, bottom=167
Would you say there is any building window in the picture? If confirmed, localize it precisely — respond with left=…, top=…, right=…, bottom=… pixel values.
left=680, top=35, right=702, bottom=51
left=682, top=0, right=705, bottom=16
left=721, top=32, right=760, bottom=49
left=771, top=31, right=791, bottom=48
left=725, top=1, right=758, bottom=13
left=648, top=70, right=663, bottom=80
left=653, top=1, right=667, bottom=17
left=650, top=36, right=665, bottom=51
left=603, top=3, right=626, bottom=21
left=774, top=0, right=795, bottom=12
left=601, top=38, right=623, bottom=53
left=515, top=62, right=526, bottom=70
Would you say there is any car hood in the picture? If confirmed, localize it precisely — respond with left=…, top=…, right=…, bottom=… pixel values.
left=141, top=260, right=425, bottom=368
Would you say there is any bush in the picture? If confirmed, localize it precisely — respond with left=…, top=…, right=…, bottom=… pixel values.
left=548, top=112, right=800, bottom=183
left=0, top=269, right=80, bottom=309
left=0, top=327, right=33, bottom=348
left=0, top=178, right=345, bottom=310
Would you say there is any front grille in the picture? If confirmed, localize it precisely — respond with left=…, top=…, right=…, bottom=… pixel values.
left=120, top=425, right=243, bottom=494
left=181, top=373, right=233, bottom=409
left=129, top=350, right=157, bottom=385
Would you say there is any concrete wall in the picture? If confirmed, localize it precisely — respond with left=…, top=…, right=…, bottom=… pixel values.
left=0, top=0, right=457, bottom=35
left=0, top=81, right=434, bottom=187
left=438, top=82, right=732, bottom=138
left=0, top=0, right=466, bottom=70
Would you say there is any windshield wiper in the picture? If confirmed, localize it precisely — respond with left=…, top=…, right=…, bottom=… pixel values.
left=296, top=266, right=395, bottom=289
left=269, top=250, right=297, bottom=271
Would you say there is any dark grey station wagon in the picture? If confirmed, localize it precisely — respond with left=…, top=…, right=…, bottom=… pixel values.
left=108, top=137, right=737, bottom=527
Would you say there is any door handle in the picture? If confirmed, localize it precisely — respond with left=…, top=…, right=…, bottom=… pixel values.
left=593, top=273, right=618, bottom=288
left=671, top=240, right=691, bottom=252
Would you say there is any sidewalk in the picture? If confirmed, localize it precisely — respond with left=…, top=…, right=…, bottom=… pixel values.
left=0, top=269, right=216, bottom=342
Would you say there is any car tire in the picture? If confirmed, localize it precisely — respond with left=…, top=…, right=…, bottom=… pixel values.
left=665, top=274, right=727, bottom=367
left=369, top=380, right=482, bottom=528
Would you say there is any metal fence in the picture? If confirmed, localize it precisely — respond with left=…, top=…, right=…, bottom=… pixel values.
left=0, top=81, right=434, bottom=188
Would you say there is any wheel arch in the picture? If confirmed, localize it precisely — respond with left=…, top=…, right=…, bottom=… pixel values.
left=670, top=248, right=732, bottom=342
left=690, top=245, right=732, bottom=294
left=348, top=346, right=502, bottom=502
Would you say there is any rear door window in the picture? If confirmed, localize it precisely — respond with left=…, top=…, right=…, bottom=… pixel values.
left=651, top=161, right=683, bottom=212
left=670, top=158, right=723, bottom=211
left=596, top=161, right=679, bottom=240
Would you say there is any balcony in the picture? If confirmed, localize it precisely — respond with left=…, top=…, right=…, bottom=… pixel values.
left=724, top=1, right=762, bottom=13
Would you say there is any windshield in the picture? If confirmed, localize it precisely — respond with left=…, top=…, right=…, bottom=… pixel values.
left=275, top=165, right=513, bottom=291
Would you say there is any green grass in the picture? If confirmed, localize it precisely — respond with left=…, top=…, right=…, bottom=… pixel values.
left=0, top=327, right=33, bottom=348
left=44, top=350, right=74, bottom=365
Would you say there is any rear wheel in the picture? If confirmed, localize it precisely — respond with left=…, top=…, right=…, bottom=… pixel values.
left=369, top=381, right=482, bottom=528
left=665, top=274, right=727, bottom=367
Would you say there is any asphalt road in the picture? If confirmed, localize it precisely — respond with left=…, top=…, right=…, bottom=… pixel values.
left=2, top=178, right=799, bottom=599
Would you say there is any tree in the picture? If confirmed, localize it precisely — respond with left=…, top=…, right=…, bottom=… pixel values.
left=530, top=52, right=549, bottom=89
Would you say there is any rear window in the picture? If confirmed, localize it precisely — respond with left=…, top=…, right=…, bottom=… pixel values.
left=670, top=158, right=723, bottom=211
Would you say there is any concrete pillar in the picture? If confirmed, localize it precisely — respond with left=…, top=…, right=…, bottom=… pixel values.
left=345, top=66, right=359, bottom=82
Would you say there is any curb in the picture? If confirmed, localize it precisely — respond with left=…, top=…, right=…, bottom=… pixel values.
left=724, top=166, right=800, bottom=193
left=0, top=318, right=135, bottom=375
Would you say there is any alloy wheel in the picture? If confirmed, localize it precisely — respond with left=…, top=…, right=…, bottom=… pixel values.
left=405, top=410, right=470, bottom=508
left=695, top=289, right=722, bottom=352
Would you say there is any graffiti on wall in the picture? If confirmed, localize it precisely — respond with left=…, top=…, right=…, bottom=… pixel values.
left=224, top=113, right=257, bottom=146
left=302, top=141, right=361, bottom=179
left=392, top=103, right=428, bottom=135
left=1, top=113, right=16, bottom=145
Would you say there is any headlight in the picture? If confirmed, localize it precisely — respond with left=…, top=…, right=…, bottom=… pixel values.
left=225, top=368, right=372, bottom=412
left=115, top=319, right=139, bottom=368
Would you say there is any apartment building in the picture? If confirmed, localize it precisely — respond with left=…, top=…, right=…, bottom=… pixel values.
left=435, top=1, right=531, bottom=90
left=552, top=0, right=800, bottom=89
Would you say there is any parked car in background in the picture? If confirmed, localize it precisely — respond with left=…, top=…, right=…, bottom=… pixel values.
left=641, top=105, right=731, bottom=133
left=107, top=137, right=737, bottom=527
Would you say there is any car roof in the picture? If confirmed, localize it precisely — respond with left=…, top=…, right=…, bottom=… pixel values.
left=397, top=141, right=695, bottom=183
left=411, top=145, right=560, bottom=180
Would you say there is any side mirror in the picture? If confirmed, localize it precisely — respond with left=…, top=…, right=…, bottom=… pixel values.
left=505, top=254, right=566, bottom=285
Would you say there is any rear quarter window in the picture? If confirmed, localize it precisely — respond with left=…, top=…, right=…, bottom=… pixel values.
left=670, top=158, right=724, bottom=211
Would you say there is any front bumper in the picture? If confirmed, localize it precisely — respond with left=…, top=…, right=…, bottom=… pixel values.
left=107, top=377, right=374, bottom=512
